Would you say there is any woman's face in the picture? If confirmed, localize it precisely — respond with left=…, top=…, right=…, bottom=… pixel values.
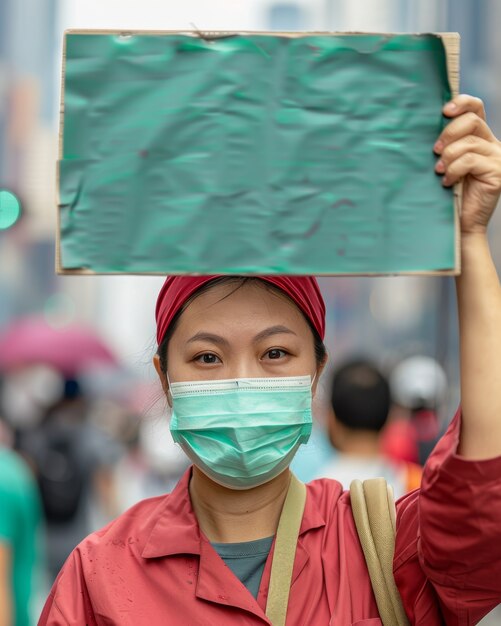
left=155, top=281, right=324, bottom=393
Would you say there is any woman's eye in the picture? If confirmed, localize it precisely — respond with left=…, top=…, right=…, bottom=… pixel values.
left=195, top=353, right=221, bottom=364
left=266, top=349, right=287, bottom=360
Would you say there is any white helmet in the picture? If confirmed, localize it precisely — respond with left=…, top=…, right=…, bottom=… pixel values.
left=390, top=356, right=447, bottom=410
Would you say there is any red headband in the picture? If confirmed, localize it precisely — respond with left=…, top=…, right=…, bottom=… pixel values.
left=155, top=276, right=325, bottom=345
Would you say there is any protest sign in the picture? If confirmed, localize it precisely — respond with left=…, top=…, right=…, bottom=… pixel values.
left=57, top=32, right=459, bottom=275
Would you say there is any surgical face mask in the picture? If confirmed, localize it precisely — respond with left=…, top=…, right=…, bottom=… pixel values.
left=169, top=375, right=314, bottom=490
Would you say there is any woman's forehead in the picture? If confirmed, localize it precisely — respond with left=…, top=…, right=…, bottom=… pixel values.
left=156, top=275, right=325, bottom=345
left=174, top=281, right=308, bottom=333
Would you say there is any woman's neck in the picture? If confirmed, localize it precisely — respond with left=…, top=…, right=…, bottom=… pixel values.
left=189, top=467, right=291, bottom=543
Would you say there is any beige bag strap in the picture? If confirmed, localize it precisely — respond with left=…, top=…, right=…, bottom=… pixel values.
left=265, top=473, right=307, bottom=626
left=350, top=478, right=410, bottom=626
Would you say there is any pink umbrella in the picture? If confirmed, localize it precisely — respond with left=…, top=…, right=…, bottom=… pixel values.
left=0, top=317, right=117, bottom=377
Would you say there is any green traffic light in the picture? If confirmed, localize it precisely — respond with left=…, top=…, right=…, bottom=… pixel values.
left=0, top=190, right=22, bottom=230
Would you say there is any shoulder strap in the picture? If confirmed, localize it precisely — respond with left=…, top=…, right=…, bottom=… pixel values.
left=350, top=478, right=410, bottom=626
left=266, top=473, right=306, bottom=626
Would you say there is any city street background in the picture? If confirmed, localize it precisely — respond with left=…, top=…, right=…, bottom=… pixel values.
left=0, top=0, right=500, bottom=623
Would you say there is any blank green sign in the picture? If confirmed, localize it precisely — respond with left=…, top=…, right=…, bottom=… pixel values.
left=60, top=33, right=454, bottom=274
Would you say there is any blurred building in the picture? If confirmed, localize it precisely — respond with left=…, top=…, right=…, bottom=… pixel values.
left=0, top=0, right=60, bottom=331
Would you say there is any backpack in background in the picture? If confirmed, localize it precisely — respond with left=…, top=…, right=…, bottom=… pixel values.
left=37, top=426, right=85, bottom=523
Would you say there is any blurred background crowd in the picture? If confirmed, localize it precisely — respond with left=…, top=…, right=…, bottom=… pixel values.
left=1, top=0, right=500, bottom=623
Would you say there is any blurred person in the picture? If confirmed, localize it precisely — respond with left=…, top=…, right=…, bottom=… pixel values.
left=318, top=359, right=421, bottom=497
left=84, top=373, right=191, bottom=514
left=382, top=356, right=448, bottom=466
left=0, top=319, right=125, bottom=580
left=111, top=414, right=150, bottom=513
left=81, top=380, right=146, bottom=523
left=21, top=377, right=122, bottom=580
left=289, top=421, right=333, bottom=483
left=39, top=96, right=501, bottom=624
left=0, top=365, right=64, bottom=447
left=1, top=368, right=123, bottom=581
left=0, top=433, right=44, bottom=626
left=113, top=416, right=190, bottom=513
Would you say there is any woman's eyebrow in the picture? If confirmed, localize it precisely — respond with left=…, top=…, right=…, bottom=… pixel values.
left=186, top=326, right=296, bottom=346
left=186, top=332, right=230, bottom=346
left=253, top=325, right=297, bottom=342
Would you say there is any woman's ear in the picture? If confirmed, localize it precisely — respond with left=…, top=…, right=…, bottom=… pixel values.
left=153, top=354, right=172, bottom=408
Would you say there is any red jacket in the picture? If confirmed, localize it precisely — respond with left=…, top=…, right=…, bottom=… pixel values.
left=39, top=410, right=501, bottom=625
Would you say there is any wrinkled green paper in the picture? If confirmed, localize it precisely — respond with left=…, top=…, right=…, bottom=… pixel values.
left=60, top=33, right=453, bottom=274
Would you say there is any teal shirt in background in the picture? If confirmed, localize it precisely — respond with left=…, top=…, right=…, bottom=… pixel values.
left=211, top=536, right=274, bottom=599
left=0, top=448, right=44, bottom=626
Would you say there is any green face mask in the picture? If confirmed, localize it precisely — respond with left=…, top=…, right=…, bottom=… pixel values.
left=169, top=375, right=313, bottom=490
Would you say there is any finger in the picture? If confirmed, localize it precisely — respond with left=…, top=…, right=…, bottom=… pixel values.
left=441, top=154, right=494, bottom=187
left=435, top=112, right=494, bottom=151
left=443, top=94, right=486, bottom=121
left=435, top=136, right=493, bottom=174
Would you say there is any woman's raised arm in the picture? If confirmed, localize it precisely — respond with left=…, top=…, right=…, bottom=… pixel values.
left=436, top=94, right=501, bottom=459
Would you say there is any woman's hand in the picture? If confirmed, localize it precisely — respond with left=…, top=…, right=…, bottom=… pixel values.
left=434, top=94, right=501, bottom=235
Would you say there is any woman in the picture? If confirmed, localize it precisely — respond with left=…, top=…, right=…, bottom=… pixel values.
left=39, top=95, right=501, bottom=625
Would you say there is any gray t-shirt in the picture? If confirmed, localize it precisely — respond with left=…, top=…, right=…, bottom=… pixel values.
left=211, top=535, right=274, bottom=599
